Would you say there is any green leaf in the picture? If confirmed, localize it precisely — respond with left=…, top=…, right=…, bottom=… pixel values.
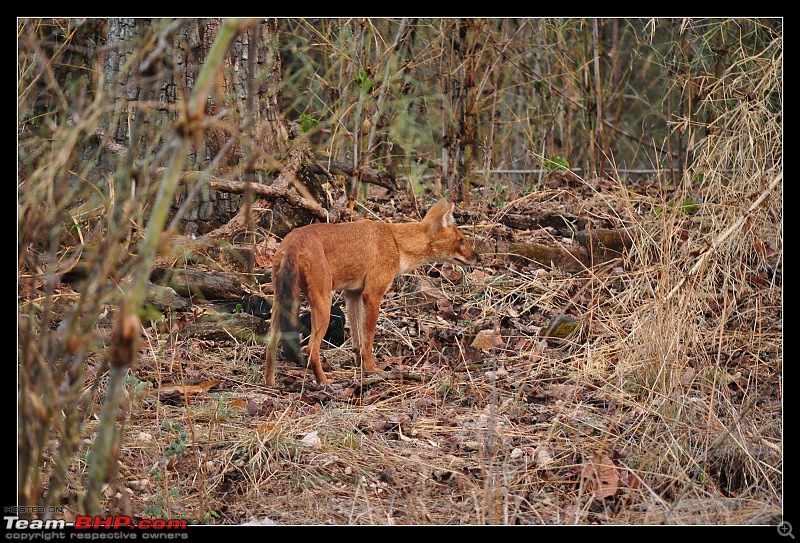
left=652, top=198, right=700, bottom=215
left=544, top=155, right=570, bottom=172
left=676, top=198, right=700, bottom=214
left=355, top=69, right=375, bottom=93
left=299, top=113, right=319, bottom=134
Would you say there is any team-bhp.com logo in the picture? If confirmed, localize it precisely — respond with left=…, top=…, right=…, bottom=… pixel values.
left=73, top=516, right=187, bottom=530
left=6, top=513, right=188, bottom=539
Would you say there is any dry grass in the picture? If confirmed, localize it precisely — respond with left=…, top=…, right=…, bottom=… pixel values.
left=62, top=155, right=781, bottom=525
left=22, top=148, right=782, bottom=524
left=20, top=169, right=783, bottom=524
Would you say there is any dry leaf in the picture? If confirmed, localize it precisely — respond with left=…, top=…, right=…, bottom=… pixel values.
left=127, top=479, right=149, bottom=491
left=582, top=451, right=619, bottom=499
left=619, top=469, right=642, bottom=489
left=510, top=447, right=529, bottom=459
left=467, top=269, right=490, bottom=282
left=484, top=366, right=508, bottom=380
left=510, top=446, right=554, bottom=468
left=679, top=366, right=697, bottom=386
left=418, top=277, right=448, bottom=303
left=300, top=430, right=322, bottom=448
left=436, top=297, right=453, bottom=311
left=257, top=421, right=278, bottom=437
left=156, top=379, right=221, bottom=397
left=388, top=413, right=412, bottom=425
left=440, top=266, right=464, bottom=283
left=545, top=384, right=585, bottom=401
left=229, top=398, right=249, bottom=409
left=255, top=237, right=280, bottom=269
left=535, top=448, right=553, bottom=468
left=471, top=329, right=502, bottom=351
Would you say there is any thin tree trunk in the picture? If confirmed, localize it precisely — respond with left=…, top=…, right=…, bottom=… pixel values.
left=592, top=18, right=605, bottom=178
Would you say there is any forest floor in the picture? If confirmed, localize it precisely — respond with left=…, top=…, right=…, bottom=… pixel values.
left=63, top=176, right=782, bottom=526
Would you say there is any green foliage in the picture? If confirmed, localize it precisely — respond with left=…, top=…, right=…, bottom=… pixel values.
left=408, top=175, right=425, bottom=194
left=355, top=69, right=375, bottom=93
left=198, top=511, right=221, bottom=524
left=209, top=392, right=234, bottom=421
left=142, top=486, right=219, bottom=524
left=141, top=305, right=165, bottom=325
left=161, top=420, right=187, bottom=457
left=299, top=113, right=320, bottom=134
left=653, top=198, right=701, bottom=215
left=403, top=161, right=429, bottom=195
left=544, top=155, right=570, bottom=172
left=436, top=377, right=464, bottom=401
left=125, top=373, right=153, bottom=399
left=149, top=467, right=163, bottom=482
left=692, top=171, right=706, bottom=186
left=342, top=433, right=359, bottom=450
left=487, top=178, right=510, bottom=207
left=143, top=487, right=180, bottom=518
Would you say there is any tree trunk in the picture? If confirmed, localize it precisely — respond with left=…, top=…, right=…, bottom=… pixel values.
left=441, top=18, right=481, bottom=202
left=169, top=18, right=335, bottom=240
left=104, top=18, right=142, bottom=145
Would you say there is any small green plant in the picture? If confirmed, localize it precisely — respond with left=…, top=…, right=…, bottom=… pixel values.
left=145, top=462, right=221, bottom=524
left=142, top=305, right=165, bottom=326
left=126, top=373, right=153, bottom=398
left=336, top=431, right=360, bottom=450
left=355, top=69, right=375, bottom=93
left=149, top=467, right=163, bottom=482
left=209, top=392, right=233, bottom=421
left=142, top=487, right=220, bottom=524
left=653, top=197, right=700, bottom=215
left=143, top=486, right=180, bottom=518
left=436, top=377, right=464, bottom=401
left=198, top=510, right=220, bottom=524
left=299, top=113, right=319, bottom=134
left=544, top=155, right=570, bottom=172
left=488, top=179, right=509, bottom=207
left=162, top=420, right=187, bottom=457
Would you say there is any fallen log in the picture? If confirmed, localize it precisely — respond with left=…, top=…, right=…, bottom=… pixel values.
left=149, top=267, right=248, bottom=301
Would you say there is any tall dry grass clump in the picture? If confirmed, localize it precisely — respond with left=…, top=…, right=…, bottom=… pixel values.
left=607, top=31, right=782, bottom=523
left=17, top=18, right=249, bottom=516
left=17, top=34, right=135, bottom=515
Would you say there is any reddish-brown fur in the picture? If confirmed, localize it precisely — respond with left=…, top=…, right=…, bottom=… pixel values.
left=265, top=199, right=480, bottom=385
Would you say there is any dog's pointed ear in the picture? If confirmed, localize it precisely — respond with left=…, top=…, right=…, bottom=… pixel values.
left=424, top=198, right=455, bottom=233
left=443, top=202, right=456, bottom=227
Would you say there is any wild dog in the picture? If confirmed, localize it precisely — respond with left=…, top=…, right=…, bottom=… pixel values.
left=265, top=199, right=480, bottom=385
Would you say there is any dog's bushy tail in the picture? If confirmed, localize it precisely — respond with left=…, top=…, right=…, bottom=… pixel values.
left=271, top=251, right=302, bottom=362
